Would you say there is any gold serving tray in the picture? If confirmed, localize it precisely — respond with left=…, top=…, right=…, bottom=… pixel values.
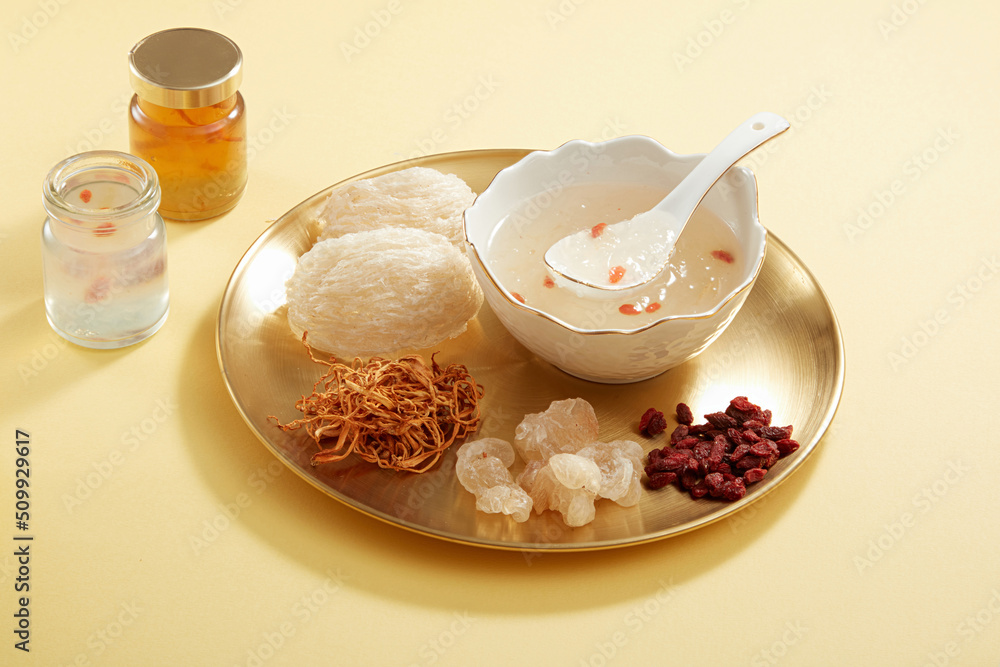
left=216, top=149, right=844, bottom=552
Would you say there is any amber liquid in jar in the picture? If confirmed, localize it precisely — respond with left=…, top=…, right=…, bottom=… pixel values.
left=129, top=92, right=247, bottom=221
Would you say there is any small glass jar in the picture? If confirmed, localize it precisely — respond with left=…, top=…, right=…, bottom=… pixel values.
left=41, top=151, right=170, bottom=349
left=128, top=28, right=247, bottom=221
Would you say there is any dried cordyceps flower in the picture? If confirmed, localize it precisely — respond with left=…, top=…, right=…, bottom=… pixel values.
left=639, top=408, right=667, bottom=437
left=269, top=334, right=484, bottom=473
left=644, top=396, right=799, bottom=501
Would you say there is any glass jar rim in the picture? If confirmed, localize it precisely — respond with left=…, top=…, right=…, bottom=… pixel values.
left=42, top=150, right=161, bottom=228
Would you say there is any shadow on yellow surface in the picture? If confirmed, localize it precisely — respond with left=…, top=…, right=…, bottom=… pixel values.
left=179, top=304, right=823, bottom=617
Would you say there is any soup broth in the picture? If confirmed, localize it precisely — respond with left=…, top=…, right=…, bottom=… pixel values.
left=485, top=182, right=745, bottom=329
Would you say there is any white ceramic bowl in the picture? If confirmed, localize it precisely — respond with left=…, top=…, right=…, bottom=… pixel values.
left=464, top=135, right=767, bottom=384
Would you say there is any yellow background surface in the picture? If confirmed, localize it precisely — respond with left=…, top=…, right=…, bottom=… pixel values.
left=3, top=1, right=999, bottom=665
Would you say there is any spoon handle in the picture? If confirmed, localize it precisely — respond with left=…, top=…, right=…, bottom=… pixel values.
left=654, top=112, right=790, bottom=219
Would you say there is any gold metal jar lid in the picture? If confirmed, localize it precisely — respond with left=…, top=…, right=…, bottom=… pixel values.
left=129, top=28, right=242, bottom=109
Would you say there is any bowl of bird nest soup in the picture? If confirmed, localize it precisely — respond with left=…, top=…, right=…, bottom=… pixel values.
left=464, top=135, right=767, bottom=384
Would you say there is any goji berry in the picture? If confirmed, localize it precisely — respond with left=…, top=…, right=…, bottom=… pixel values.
left=704, top=472, right=725, bottom=494
left=705, top=412, right=738, bottom=430
left=729, top=396, right=757, bottom=413
left=730, top=443, right=751, bottom=461
left=674, top=436, right=701, bottom=450
left=653, top=452, right=690, bottom=472
left=721, top=478, right=746, bottom=501
left=735, top=456, right=763, bottom=471
left=676, top=403, right=694, bottom=425
left=680, top=470, right=700, bottom=489
left=711, top=249, right=734, bottom=263
left=639, top=408, right=667, bottom=437
left=776, top=438, right=800, bottom=457
left=689, top=482, right=709, bottom=499
left=759, top=425, right=793, bottom=440
left=646, top=472, right=677, bottom=489
left=749, top=440, right=778, bottom=458
left=683, top=457, right=701, bottom=476
left=726, top=396, right=769, bottom=424
left=760, top=451, right=779, bottom=468
left=726, top=428, right=749, bottom=447
left=692, top=442, right=712, bottom=461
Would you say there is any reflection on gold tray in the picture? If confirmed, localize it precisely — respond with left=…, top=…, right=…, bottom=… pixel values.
left=216, top=149, right=844, bottom=552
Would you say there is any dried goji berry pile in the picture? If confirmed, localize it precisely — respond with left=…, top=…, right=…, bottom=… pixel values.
left=643, top=396, right=800, bottom=502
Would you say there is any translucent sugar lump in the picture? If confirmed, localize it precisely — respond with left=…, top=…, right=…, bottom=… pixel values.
left=457, top=398, right=646, bottom=528
left=512, top=397, right=600, bottom=462
left=576, top=440, right=644, bottom=507
left=455, top=438, right=532, bottom=523
left=517, top=454, right=602, bottom=527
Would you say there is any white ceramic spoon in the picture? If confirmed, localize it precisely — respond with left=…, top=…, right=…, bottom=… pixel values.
left=543, top=112, right=789, bottom=294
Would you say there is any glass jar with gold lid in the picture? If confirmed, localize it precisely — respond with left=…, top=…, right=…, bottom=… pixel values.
left=128, top=28, right=247, bottom=221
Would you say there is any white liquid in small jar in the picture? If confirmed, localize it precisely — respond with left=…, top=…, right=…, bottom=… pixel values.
left=42, top=174, right=168, bottom=347
left=485, top=183, right=744, bottom=329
